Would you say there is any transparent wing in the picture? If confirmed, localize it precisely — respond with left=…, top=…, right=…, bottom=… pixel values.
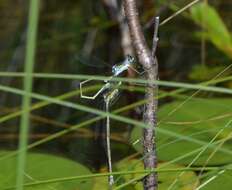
left=74, top=53, right=111, bottom=69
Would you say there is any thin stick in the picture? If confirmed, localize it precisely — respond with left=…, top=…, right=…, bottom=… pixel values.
left=152, top=17, right=160, bottom=57
left=195, top=170, right=225, bottom=190
left=160, top=0, right=201, bottom=26
left=201, top=0, right=207, bottom=66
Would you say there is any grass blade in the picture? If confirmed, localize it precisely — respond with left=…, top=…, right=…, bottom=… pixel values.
left=16, top=1, right=40, bottom=189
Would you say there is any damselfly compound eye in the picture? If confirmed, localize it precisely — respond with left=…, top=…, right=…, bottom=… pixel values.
left=112, top=65, right=117, bottom=74
left=126, top=55, right=135, bottom=64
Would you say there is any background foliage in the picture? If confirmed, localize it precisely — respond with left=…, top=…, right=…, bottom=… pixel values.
left=0, top=0, right=232, bottom=189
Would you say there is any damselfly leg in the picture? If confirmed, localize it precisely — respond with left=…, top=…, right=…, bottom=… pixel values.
left=80, top=78, right=112, bottom=100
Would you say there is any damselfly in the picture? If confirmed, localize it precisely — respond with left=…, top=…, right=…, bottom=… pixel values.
left=79, top=54, right=143, bottom=100
left=77, top=54, right=144, bottom=188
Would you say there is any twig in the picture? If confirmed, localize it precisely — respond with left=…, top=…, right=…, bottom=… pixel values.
left=144, top=3, right=169, bottom=30
left=123, top=0, right=158, bottom=189
left=152, top=17, right=160, bottom=58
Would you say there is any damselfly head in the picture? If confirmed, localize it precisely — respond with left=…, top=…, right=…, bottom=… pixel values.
left=126, top=55, right=136, bottom=65
left=112, top=55, right=136, bottom=76
left=112, top=65, right=118, bottom=75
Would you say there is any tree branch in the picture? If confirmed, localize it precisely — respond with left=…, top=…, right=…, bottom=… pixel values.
left=123, top=0, right=155, bottom=70
left=123, top=0, right=159, bottom=189
left=101, top=0, right=133, bottom=56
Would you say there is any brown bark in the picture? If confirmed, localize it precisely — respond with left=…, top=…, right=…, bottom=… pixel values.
left=123, top=0, right=159, bottom=189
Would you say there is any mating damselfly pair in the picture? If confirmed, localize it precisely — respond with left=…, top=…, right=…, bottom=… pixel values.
left=77, top=54, right=144, bottom=188
left=77, top=54, right=145, bottom=101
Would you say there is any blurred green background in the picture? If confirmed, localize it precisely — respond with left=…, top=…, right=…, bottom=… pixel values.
left=0, top=0, right=232, bottom=189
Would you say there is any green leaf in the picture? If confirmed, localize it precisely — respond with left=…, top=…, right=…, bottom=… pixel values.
left=189, top=65, right=230, bottom=81
left=92, top=177, right=109, bottom=190
left=0, top=151, right=93, bottom=190
left=190, top=2, right=232, bottom=59
left=131, top=98, right=232, bottom=165
left=115, top=159, right=199, bottom=190
left=199, top=164, right=232, bottom=190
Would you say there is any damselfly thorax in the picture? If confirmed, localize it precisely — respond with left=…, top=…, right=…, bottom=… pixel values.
left=79, top=55, right=141, bottom=100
